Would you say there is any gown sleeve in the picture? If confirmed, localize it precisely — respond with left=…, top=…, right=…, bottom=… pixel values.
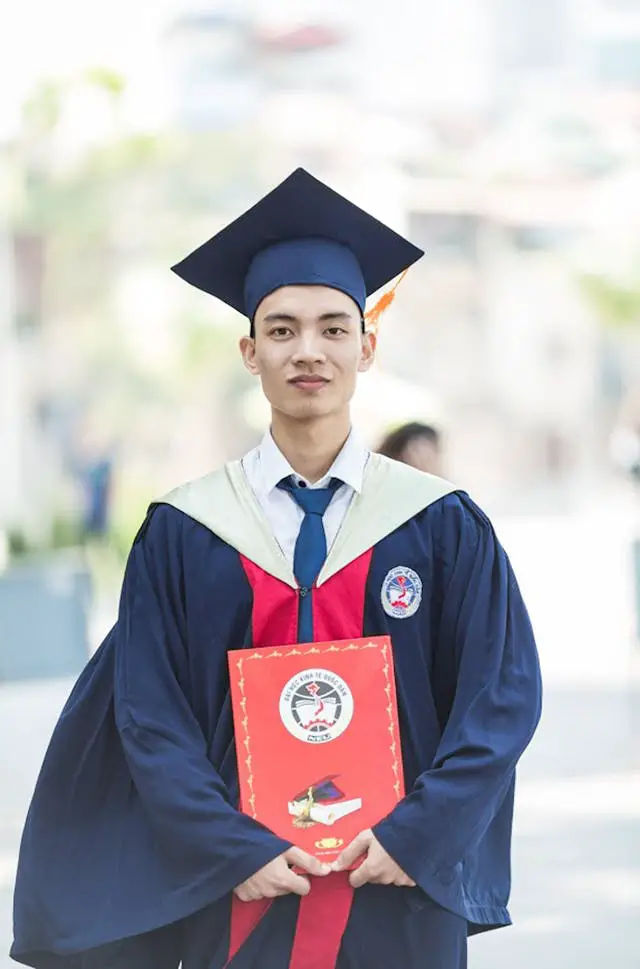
left=11, top=505, right=289, bottom=968
left=374, top=493, right=542, bottom=897
left=113, top=505, right=291, bottom=896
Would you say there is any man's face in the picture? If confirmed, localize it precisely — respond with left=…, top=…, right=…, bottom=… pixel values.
left=239, top=285, right=376, bottom=423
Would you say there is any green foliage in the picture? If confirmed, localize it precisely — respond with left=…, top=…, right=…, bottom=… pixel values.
left=83, top=67, right=126, bottom=98
left=8, top=67, right=260, bottom=543
left=7, top=529, right=31, bottom=559
left=579, top=273, right=640, bottom=329
left=107, top=483, right=153, bottom=563
left=180, top=313, right=239, bottom=378
left=7, top=513, right=80, bottom=561
left=50, top=514, right=82, bottom=549
left=21, top=79, right=65, bottom=135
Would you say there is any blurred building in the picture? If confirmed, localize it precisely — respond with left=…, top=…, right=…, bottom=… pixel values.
left=153, top=0, right=640, bottom=505
left=0, top=217, right=62, bottom=546
left=6, top=0, right=640, bottom=525
left=488, top=0, right=640, bottom=94
left=380, top=175, right=599, bottom=501
left=584, top=0, right=640, bottom=89
left=163, top=5, right=259, bottom=131
left=0, top=221, right=21, bottom=546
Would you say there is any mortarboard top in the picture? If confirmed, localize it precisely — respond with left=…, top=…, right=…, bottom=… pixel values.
left=292, top=775, right=345, bottom=804
left=171, top=168, right=424, bottom=322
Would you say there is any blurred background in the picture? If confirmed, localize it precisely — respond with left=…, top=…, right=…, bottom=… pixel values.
left=0, top=1, right=639, bottom=967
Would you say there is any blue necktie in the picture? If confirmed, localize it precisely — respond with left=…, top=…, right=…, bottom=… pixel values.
left=278, top=476, right=341, bottom=641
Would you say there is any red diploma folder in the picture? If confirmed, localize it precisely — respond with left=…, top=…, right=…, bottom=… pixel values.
left=228, top=636, right=404, bottom=863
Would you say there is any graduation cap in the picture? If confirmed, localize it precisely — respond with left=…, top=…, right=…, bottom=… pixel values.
left=291, top=775, right=346, bottom=804
left=171, top=168, right=424, bottom=326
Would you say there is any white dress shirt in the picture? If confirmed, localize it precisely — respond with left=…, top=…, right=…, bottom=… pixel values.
left=241, top=430, right=369, bottom=569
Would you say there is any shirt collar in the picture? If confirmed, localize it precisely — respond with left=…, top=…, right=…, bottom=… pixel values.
left=259, top=428, right=369, bottom=495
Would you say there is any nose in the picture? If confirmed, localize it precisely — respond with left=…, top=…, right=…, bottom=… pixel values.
left=291, top=330, right=327, bottom=366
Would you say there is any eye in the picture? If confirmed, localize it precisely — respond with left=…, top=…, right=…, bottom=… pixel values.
left=269, top=326, right=293, bottom=338
left=325, top=326, right=347, bottom=336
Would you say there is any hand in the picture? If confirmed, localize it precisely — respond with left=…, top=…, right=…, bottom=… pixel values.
left=331, top=829, right=416, bottom=889
left=234, top=847, right=331, bottom=902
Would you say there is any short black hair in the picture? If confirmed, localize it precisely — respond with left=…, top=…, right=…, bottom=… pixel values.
left=376, top=422, right=441, bottom=461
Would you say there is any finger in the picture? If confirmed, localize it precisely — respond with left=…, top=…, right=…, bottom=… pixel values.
left=280, top=870, right=311, bottom=897
left=285, top=847, right=331, bottom=876
left=234, top=885, right=260, bottom=902
left=331, top=830, right=371, bottom=871
left=262, top=884, right=295, bottom=899
left=349, top=858, right=373, bottom=889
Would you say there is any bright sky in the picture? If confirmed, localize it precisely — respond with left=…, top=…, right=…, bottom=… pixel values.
left=0, top=0, right=491, bottom=137
left=0, top=0, right=179, bottom=135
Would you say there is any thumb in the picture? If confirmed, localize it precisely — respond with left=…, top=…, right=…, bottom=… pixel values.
left=284, top=846, right=331, bottom=876
left=331, top=830, right=372, bottom=872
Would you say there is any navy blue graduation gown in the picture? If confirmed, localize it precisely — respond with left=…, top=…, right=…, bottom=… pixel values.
left=11, top=490, right=541, bottom=969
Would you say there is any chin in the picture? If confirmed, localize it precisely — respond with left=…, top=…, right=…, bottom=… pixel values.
left=275, top=398, right=339, bottom=422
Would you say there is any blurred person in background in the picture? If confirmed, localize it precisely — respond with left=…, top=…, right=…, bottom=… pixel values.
left=79, top=454, right=114, bottom=540
left=377, top=421, right=443, bottom=475
left=11, top=170, right=541, bottom=969
left=68, top=422, right=117, bottom=543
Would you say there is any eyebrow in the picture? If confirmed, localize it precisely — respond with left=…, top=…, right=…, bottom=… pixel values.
left=261, top=311, right=354, bottom=324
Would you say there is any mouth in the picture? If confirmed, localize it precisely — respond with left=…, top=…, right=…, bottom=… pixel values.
left=288, top=376, right=330, bottom=390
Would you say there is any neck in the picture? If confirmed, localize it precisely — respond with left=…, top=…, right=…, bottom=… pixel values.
left=270, top=411, right=351, bottom=483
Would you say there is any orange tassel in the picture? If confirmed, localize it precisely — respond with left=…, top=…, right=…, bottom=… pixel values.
left=364, top=269, right=409, bottom=336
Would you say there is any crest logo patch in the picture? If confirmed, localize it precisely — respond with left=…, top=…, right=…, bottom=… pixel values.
left=381, top=566, right=422, bottom=619
left=279, top=668, right=354, bottom=743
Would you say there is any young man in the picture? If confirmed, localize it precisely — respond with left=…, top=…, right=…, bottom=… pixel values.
left=11, top=169, right=542, bottom=969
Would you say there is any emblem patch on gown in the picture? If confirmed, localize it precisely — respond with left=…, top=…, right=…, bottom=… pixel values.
left=381, top=566, right=422, bottom=618
left=279, top=669, right=354, bottom=744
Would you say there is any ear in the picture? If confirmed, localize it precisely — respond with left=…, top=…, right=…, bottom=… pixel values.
left=239, top=335, right=260, bottom=376
left=357, top=330, right=377, bottom=373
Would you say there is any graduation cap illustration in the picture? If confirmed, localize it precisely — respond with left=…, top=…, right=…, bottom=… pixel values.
left=171, top=168, right=424, bottom=329
left=291, top=775, right=345, bottom=805
left=288, top=775, right=362, bottom=827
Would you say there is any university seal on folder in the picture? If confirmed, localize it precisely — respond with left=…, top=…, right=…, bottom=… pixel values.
left=228, top=636, right=404, bottom=863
